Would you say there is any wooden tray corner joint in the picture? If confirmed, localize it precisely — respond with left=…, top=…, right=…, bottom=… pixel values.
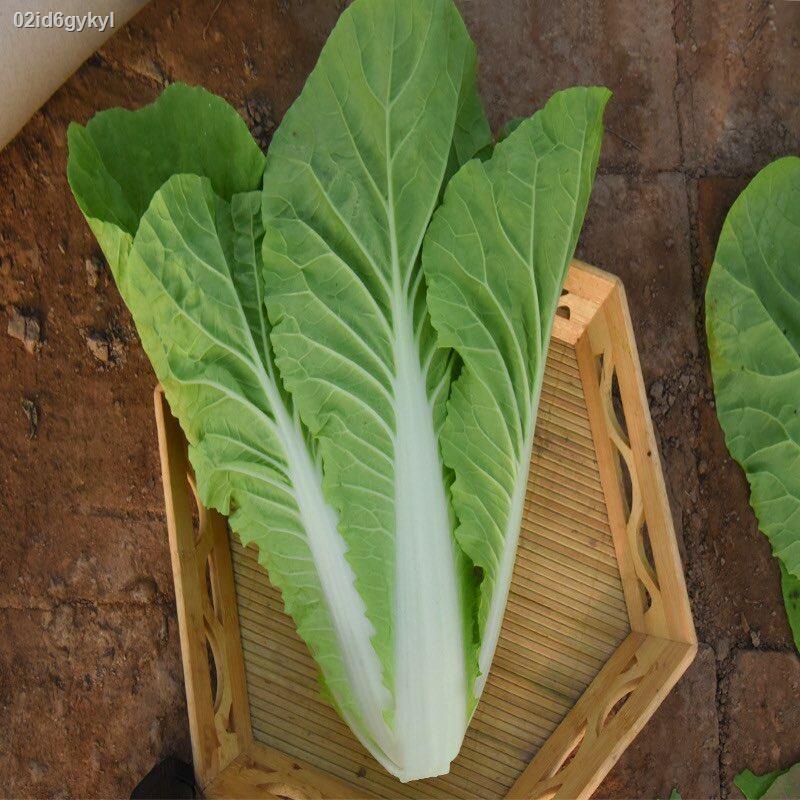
left=154, top=260, right=696, bottom=800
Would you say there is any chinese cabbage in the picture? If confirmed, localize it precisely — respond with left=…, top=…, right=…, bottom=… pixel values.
left=67, top=2, right=609, bottom=783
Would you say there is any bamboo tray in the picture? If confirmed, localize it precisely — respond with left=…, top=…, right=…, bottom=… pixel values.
left=155, top=260, right=696, bottom=800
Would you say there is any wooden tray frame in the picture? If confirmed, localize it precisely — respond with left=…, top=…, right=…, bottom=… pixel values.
left=154, top=260, right=696, bottom=800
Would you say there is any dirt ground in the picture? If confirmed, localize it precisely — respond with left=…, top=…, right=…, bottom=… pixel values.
left=1, top=1, right=799, bottom=798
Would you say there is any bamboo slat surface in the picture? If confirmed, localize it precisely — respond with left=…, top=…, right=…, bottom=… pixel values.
left=228, top=338, right=630, bottom=799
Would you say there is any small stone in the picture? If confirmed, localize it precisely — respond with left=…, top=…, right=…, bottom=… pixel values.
left=86, top=334, right=110, bottom=363
left=650, top=380, right=664, bottom=402
left=698, top=460, right=708, bottom=476
left=740, top=612, right=751, bottom=634
left=715, top=636, right=730, bottom=661
left=28, top=761, right=44, bottom=782
left=21, top=397, right=39, bottom=439
left=127, top=576, right=158, bottom=604
left=156, top=613, right=169, bottom=647
left=149, top=717, right=164, bottom=751
left=750, top=629, right=761, bottom=648
left=85, top=255, right=104, bottom=288
left=7, top=307, right=41, bottom=354
left=7, top=311, right=25, bottom=340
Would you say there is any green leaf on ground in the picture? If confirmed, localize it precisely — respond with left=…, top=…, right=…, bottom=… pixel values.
left=780, top=561, right=800, bottom=652
left=706, top=157, right=800, bottom=582
left=735, top=764, right=800, bottom=800
left=735, top=770, right=784, bottom=800
left=763, top=764, right=800, bottom=798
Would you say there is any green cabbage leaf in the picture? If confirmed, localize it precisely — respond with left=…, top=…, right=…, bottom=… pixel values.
left=706, top=157, right=800, bottom=581
left=781, top=562, right=800, bottom=651
left=422, top=86, right=609, bottom=692
left=260, top=0, right=490, bottom=779
left=735, top=764, right=800, bottom=800
left=67, top=83, right=396, bottom=773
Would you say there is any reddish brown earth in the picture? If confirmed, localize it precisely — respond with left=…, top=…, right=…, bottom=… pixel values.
left=1, top=1, right=799, bottom=798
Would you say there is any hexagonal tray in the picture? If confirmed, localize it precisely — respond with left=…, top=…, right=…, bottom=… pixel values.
left=154, top=260, right=696, bottom=800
